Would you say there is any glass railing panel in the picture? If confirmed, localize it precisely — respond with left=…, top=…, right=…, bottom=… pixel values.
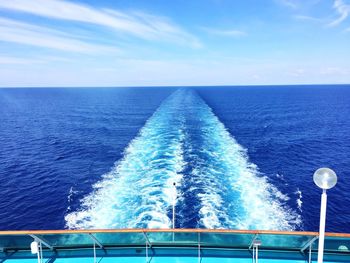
left=39, top=233, right=93, bottom=248
left=0, top=235, right=33, bottom=250
left=93, top=232, right=145, bottom=246
left=258, top=234, right=313, bottom=250
left=200, top=232, right=254, bottom=248
left=146, top=231, right=198, bottom=245
left=314, top=236, right=350, bottom=253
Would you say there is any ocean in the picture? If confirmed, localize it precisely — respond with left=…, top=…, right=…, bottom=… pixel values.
left=0, top=85, right=349, bottom=232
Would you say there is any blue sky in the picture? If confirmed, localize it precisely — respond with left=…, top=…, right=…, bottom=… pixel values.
left=0, top=0, right=349, bottom=87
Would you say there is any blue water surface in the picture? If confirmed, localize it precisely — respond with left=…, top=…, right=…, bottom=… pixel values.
left=0, top=85, right=349, bottom=232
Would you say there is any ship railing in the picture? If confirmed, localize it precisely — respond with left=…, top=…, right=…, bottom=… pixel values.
left=0, top=229, right=350, bottom=262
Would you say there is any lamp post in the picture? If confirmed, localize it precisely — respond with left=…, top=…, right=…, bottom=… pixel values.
left=252, top=239, right=262, bottom=263
left=172, top=182, right=176, bottom=229
left=172, top=182, right=177, bottom=242
left=313, top=168, right=337, bottom=263
left=30, top=241, right=41, bottom=263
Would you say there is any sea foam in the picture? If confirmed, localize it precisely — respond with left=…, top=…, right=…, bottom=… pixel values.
left=65, top=89, right=300, bottom=230
left=65, top=90, right=186, bottom=229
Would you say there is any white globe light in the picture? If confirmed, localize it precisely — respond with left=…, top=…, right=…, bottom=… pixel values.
left=313, top=168, right=337, bottom=190
left=30, top=241, right=38, bottom=254
left=338, top=245, right=349, bottom=251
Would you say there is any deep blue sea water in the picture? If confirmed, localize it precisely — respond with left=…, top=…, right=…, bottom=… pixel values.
left=0, top=86, right=349, bottom=232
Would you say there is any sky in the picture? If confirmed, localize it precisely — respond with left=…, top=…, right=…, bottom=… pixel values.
left=0, top=0, right=349, bottom=87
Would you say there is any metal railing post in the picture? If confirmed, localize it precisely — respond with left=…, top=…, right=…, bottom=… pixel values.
left=198, top=232, right=201, bottom=263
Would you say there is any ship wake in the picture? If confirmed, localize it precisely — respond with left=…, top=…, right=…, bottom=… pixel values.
left=65, top=89, right=300, bottom=230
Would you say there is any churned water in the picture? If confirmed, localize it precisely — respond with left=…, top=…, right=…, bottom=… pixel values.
left=0, top=86, right=349, bottom=232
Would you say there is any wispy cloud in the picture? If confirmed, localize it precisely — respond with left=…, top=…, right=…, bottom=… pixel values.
left=293, top=15, right=323, bottom=22
left=201, top=27, right=247, bottom=38
left=276, top=0, right=298, bottom=9
left=0, top=0, right=200, bottom=47
left=0, top=18, right=118, bottom=53
left=288, top=68, right=306, bottom=77
left=0, top=55, right=44, bottom=64
left=328, top=0, right=350, bottom=27
left=320, top=66, right=349, bottom=75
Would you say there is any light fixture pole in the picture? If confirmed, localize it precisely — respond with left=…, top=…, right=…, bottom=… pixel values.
left=172, top=182, right=176, bottom=229
left=313, top=168, right=337, bottom=263
left=172, top=182, right=177, bottom=242
left=252, top=239, right=261, bottom=263
left=31, top=241, right=41, bottom=263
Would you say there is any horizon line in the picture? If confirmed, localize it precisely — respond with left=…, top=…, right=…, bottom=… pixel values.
left=1, top=83, right=350, bottom=89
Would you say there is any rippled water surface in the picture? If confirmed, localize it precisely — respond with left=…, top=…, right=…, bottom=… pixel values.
left=0, top=86, right=349, bottom=232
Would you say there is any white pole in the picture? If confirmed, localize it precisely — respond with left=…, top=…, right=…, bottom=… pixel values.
left=198, top=232, right=201, bottom=263
left=172, top=182, right=176, bottom=229
left=256, top=245, right=258, bottom=263
left=317, top=189, right=327, bottom=263
left=39, top=242, right=43, bottom=263
left=172, top=182, right=176, bottom=242
left=93, top=241, right=96, bottom=263
left=37, top=249, right=40, bottom=263
left=309, top=243, right=312, bottom=263
left=172, top=201, right=175, bottom=229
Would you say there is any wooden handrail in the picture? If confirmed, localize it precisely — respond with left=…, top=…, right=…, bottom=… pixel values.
left=0, top=228, right=349, bottom=237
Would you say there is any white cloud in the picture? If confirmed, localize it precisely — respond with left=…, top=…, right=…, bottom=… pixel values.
left=0, top=0, right=200, bottom=47
left=276, top=0, right=298, bottom=9
left=328, top=0, right=350, bottom=27
left=1, top=57, right=350, bottom=87
left=293, top=15, right=323, bottom=22
left=320, top=66, right=349, bottom=75
left=201, top=27, right=247, bottom=38
left=0, top=55, right=44, bottom=64
left=288, top=68, right=306, bottom=77
left=0, top=18, right=119, bottom=53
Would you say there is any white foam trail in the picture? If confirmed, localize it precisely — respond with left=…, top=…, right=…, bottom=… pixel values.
left=65, top=89, right=301, bottom=230
left=66, top=186, right=78, bottom=212
left=295, top=188, right=303, bottom=212
left=180, top=91, right=300, bottom=230
left=65, top=91, right=186, bottom=229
